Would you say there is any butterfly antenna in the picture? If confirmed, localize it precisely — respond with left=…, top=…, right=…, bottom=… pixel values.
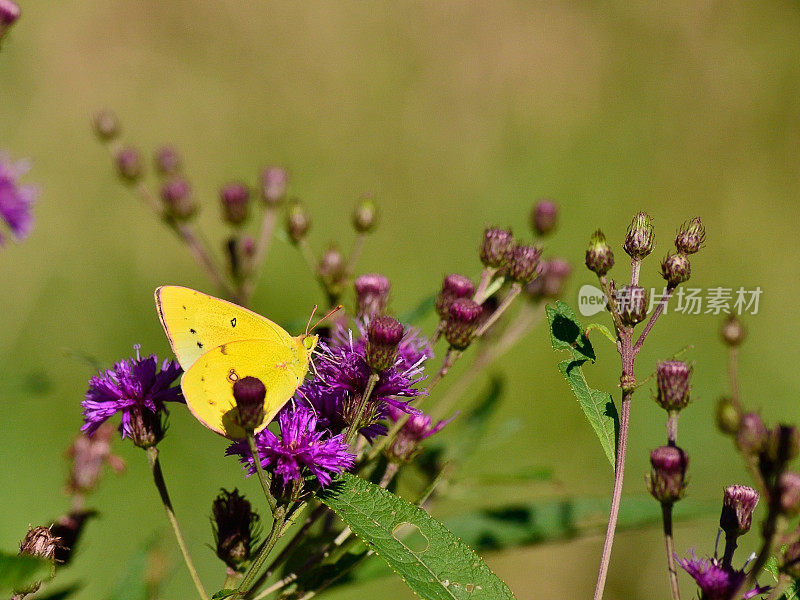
left=305, top=305, right=319, bottom=336
left=310, top=305, right=343, bottom=333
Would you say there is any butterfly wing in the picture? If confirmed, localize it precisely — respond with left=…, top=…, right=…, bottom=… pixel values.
left=155, top=286, right=294, bottom=371
left=181, top=338, right=303, bottom=439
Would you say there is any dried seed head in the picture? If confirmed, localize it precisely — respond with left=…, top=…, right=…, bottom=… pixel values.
left=647, top=445, right=689, bottom=504
left=623, top=212, right=655, bottom=260
left=354, top=273, right=391, bottom=318
left=480, top=227, right=513, bottom=269
left=160, top=178, right=195, bottom=220
left=444, top=298, right=483, bottom=350
left=115, top=146, right=143, bottom=182
left=212, top=489, right=260, bottom=572
left=260, top=167, right=288, bottom=205
left=661, top=252, right=691, bottom=287
left=505, top=243, right=542, bottom=284
left=531, top=199, right=558, bottom=236
left=366, top=316, right=404, bottom=372
left=154, top=146, right=182, bottom=176
left=721, top=315, right=746, bottom=347
left=220, top=183, right=251, bottom=226
left=286, top=200, right=310, bottom=243
left=675, top=217, right=705, bottom=255
left=435, top=274, right=475, bottom=320
left=585, top=230, right=615, bottom=276
left=352, top=197, right=378, bottom=233
left=617, top=285, right=648, bottom=327
left=20, top=526, right=62, bottom=561
left=232, top=376, right=267, bottom=432
left=92, top=110, right=119, bottom=141
left=655, top=361, right=692, bottom=412
left=719, top=485, right=759, bottom=536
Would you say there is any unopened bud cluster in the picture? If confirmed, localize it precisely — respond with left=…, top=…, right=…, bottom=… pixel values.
left=661, top=217, right=704, bottom=287
left=479, top=227, right=541, bottom=283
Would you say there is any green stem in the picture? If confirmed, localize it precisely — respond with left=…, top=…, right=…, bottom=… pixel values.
left=234, top=506, right=287, bottom=598
left=247, top=433, right=278, bottom=514
left=236, top=204, right=279, bottom=306
left=661, top=503, right=682, bottom=600
left=345, top=372, right=380, bottom=446
left=146, top=447, right=208, bottom=600
left=472, top=283, right=522, bottom=338
left=223, top=569, right=242, bottom=590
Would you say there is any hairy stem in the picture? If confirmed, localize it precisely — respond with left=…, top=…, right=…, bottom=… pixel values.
left=248, top=433, right=278, bottom=514
left=234, top=506, right=287, bottom=599
left=633, top=287, right=675, bottom=355
left=145, top=447, right=208, bottom=600
left=661, top=503, right=682, bottom=600
left=473, top=267, right=498, bottom=304
left=473, top=283, right=522, bottom=338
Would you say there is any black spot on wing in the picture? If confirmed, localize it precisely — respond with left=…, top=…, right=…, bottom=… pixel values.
left=190, top=328, right=197, bottom=334
left=231, top=317, right=237, bottom=328
left=197, top=342, right=203, bottom=349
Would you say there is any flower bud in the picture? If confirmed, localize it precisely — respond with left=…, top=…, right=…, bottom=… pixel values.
left=505, top=243, right=542, bottom=284
left=525, top=258, right=571, bottom=301
left=115, top=146, right=143, bottom=182
left=260, top=167, right=288, bottom=205
left=655, top=361, right=692, bottom=412
left=92, top=110, right=119, bottom=141
left=617, top=285, right=648, bottom=326
left=366, top=316, right=404, bottom=371
left=0, top=0, right=20, bottom=39
left=154, top=145, right=182, bottom=176
left=19, top=526, right=62, bottom=561
left=129, top=405, right=165, bottom=448
left=286, top=200, right=310, bottom=243
left=50, top=510, right=96, bottom=566
left=716, top=396, right=742, bottom=435
left=212, top=489, right=260, bottom=572
left=647, top=445, right=689, bottom=504
left=355, top=273, right=390, bottom=318
left=531, top=199, right=558, bottom=236
left=765, top=424, right=800, bottom=465
left=444, top=298, right=482, bottom=350
left=779, top=472, right=800, bottom=516
left=623, top=212, right=655, bottom=260
left=721, top=315, right=745, bottom=348
left=675, top=217, right=705, bottom=255
left=661, top=252, right=691, bottom=287
left=585, top=230, right=615, bottom=276
left=220, top=183, right=251, bottom=226
left=719, top=485, right=759, bottom=536
left=160, top=177, right=195, bottom=220
left=66, top=422, right=125, bottom=495
left=480, top=227, right=513, bottom=269
left=736, top=412, right=768, bottom=455
left=232, top=376, right=267, bottom=432
left=352, top=197, right=378, bottom=233
left=318, top=244, right=345, bottom=287
left=386, top=407, right=450, bottom=463
left=435, top=274, right=475, bottom=319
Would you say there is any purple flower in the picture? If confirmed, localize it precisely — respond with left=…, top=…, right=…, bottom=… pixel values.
left=81, top=350, right=183, bottom=446
left=0, top=152, right=38, bottom=244
left=226, top=406, right=354, bottom=492
left=386, top=405, right=453, bottom=462
left=677, top=551, right=770, bottom=600
left=298, top=322, right=431, bottom=439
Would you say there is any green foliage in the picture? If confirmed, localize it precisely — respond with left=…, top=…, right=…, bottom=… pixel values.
left=211, top=590, right=236, bottom=599
left=104, top=537, right=159, bottom=600
left=546, top=301, right=619, bottom=468
left=0, top=551, right=51, bottom=593
left=37, top=586, right=82, bottom=600
left=317, top=472, right=516, bottom=600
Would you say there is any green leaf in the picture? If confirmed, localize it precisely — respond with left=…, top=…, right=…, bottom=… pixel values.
left=547, top=301, right=618, bottom=468
left=443, top=375, right=504, bottom=463
left=316, top=472, right=516, bottom=600
left=781, top=579, right=800, bottom=600
left=37, top=585, right=82, bottom=600
left=0, top=552, right=51, bottom=593
left=212, top=589, right=236, bottom=599
left=585, top=323, right=617, bottom=345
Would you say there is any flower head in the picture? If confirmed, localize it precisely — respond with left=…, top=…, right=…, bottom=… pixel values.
left=227, top=406, right=354, bottom=497
left=81, top=350, right=183, bottom=448
left=678, top=551, right=769, bottom=600
left=211, top=489, right=260, bottom=572
left=720, top=484, right=759, bottom=536
left=299, top=322, right=430, bottom=439
left=0, top=152, right=37, bottom=243
left=623, top=211, right=655, bottom=260
left=385, top=405, right=453, bottom=462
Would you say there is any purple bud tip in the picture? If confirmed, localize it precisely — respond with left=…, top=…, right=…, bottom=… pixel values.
left=449, top=298, right=482, bottom=324
left=526, top=257, right=572, bottom=300
left=480, top=227, right=514, bottom=268
left=212, top=489, right=258, bottom=570
left=505, top=243, right=542, bottom=284
left=650, top=445, right=689, bottom=473
left=160, top=177, right=194, bottom=220
left=655, top=360, right=692, bottom=412
left=0, top=0, right=20, bottom=26
left=648, top=445, right=689, bottom=504
left=736, top=412, right=768, bottom=455
left=154, top=145, right=182, bottom=176
left=661, top=252, right=691, bottom=287
left=531, top=199, right=558, bottom=236
left=318, top=246, right=345, bottom=282
left=260, top=167, right=288, bottom=205
left=586, top=229, right=615, bottom=275
left=220, top=183, right=251, bottom=226
left=355, top=273, right=391, bottom=317
left=232, top=376, right=266, bottom=431
left=720, top=484, right=759, bottom=535
left=366, top=316, right=404, bottom=371
left=675, top=217, right=705, bottom=255
left=115, top=146, right=143, bottom=181
left=442, top=274, right=475, bottom=298
left=779, top=472, right=800, bottom=516
left=623, top=211, right=655, bottom=260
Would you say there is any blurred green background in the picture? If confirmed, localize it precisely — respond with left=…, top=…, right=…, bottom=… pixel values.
left=2, top=1, right=800, bottom=598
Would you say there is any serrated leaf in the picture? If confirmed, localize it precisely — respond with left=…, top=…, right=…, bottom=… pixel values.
left=547, top=301, right=618, bottom=468
left=0, top=552, right=52, bottom=593
left=212, top=589, right=236, bottom=599
left=316, top=473, right=516, bottom=600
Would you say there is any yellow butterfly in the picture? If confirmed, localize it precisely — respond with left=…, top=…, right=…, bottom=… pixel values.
left=155, top=285, right=318, bottom=440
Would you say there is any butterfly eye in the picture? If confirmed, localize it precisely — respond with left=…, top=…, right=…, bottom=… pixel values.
left=302, top=335, right=317, bottom=351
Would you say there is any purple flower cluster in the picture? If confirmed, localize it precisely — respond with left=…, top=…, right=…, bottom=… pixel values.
left=385, top=405, right=452, bottom=462
left=227, top=406, right=354, bottom=493
left=298, top=322, right=431, bottom=439
left=81, top=352, right=183, bottom=443
left=0, top=152, right=38, bottom=244
left=677, top=551, right=769, bottom=600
